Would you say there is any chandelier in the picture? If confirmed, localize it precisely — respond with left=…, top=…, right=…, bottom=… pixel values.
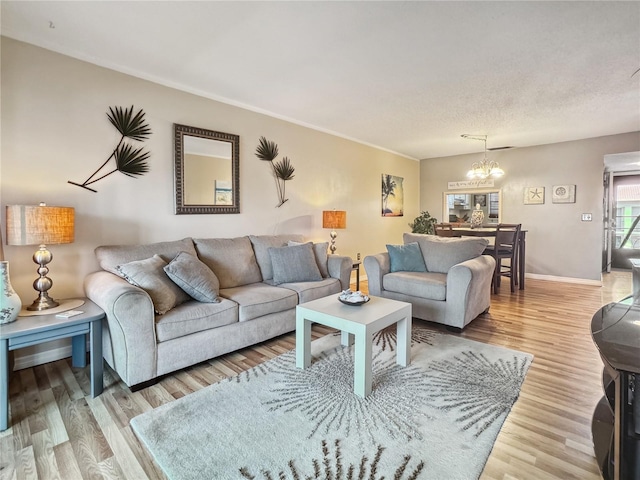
left=462, top=134, right=504, bottom=179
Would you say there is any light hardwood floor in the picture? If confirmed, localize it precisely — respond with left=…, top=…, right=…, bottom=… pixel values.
left=0, top=271, right=632, bottom=479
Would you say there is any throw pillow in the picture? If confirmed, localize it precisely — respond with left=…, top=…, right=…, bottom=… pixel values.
left=403, top=233, right=489, bottom=274
left=164, top=251, right=221, bottom=303
left=386, top=242, right=427, bottom=272
left=116, top=255, right=190, bottom=315
left=287, top=241, right=330, bottom=278
left=248, top=234, right=305, bottom=280
left=269, top=243, right=323, bottom=285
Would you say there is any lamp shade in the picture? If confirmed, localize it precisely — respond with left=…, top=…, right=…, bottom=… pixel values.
left=322, top=210, right=346, bottom=230
left=6, top=204, right=75, bottom=246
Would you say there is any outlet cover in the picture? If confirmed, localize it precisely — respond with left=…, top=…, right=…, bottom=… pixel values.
left=582, top=213, right=592, bottom=221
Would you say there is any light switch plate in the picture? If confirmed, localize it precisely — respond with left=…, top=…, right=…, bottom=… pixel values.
left=582, top=213, right=592, bottom=221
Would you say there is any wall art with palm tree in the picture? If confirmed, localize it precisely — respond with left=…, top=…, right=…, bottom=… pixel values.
left=68, top=106, right=151, bottom=192
left=382, top=174, right=404, bottom=216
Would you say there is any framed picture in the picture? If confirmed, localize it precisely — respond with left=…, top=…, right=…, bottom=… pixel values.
left=524, top=187, right=545, bottom=205
left=214, top=180, right=233, bottom=205
left=381, top=174, right=404, bottom=216
left=552, top=184, right=576, bottom=204
left=473, top=194, right=487, bottom=207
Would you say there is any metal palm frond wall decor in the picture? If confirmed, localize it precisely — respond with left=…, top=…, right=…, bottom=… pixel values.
left=69, top=106, right=152, bottom=192
left=255, top=136, right=295, bottom=207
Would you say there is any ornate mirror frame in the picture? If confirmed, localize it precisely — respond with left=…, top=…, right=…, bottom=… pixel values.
left=174, top=124, right=240, bottom=214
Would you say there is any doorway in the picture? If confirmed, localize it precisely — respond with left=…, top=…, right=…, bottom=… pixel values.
left=604, top=158, right=640, bottom=271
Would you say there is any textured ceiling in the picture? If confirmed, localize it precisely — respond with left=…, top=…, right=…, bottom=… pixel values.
left=2, top=1, right=639, bottom=160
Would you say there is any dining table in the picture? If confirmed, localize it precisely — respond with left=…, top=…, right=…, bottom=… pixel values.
left=451, top=226, right=526, bottom=290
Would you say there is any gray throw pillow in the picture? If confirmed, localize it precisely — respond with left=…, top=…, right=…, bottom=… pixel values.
left=248, top=234, right=304, bottom=280
left=269, top=243, right=323, bottom=285
left=116, top=255, right=190, bottom=315
left=287, top=241, right=330, bottom=278
left=164, top=251, right=220, bottom=303
left=386, top=242, right=427, bottom=272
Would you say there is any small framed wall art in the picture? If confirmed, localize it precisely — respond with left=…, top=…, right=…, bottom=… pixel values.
left=552, top=184, right=576, bottom=204
left=473, top=194, right=487, bottom=207
left=524, top=187, right=545, bottom=205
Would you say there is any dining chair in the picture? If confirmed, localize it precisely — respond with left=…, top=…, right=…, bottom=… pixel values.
left=484, top=223, right=521, bottom=293
left=434, top=223, right=461, bottom=237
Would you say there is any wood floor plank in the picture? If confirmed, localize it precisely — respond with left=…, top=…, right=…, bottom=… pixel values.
left=14, top=445, right=37, bottom=480
left=39, top=389, right=68, bottom=447
left=52, top=442, right=82, bottom=480
left=30, top=430, right=60, bottom=480
left=85, top=396, right=148, bottom=480
left=2, top=273, right=633, bottom=479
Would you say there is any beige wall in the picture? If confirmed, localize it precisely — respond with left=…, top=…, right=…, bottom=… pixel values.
left=420, top=132, right=640, bottom=282
left=1, top=38, right=419, bottom=365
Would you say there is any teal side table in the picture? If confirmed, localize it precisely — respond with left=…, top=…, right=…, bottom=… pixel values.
left=0, top=298, right=105, bottom=431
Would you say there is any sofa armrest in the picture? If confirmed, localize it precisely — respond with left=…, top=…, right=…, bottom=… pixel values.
left=446, top=255, right=496, bottom=327
left=83, top=271, right=158, bottom=387
left=363, top=253, right=391, bottom=296
left=327, top=255, right=353, bottom=290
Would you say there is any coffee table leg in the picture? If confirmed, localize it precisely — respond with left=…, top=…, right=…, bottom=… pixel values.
left=354, top=333, right=372, bottom=397
left=396, top=315, right=411, bottom=367
left=341, top=331, right=354, bottom=346
left=1, top=339, right=8, bottom=431
left=296, top=312, right=312, bottom=369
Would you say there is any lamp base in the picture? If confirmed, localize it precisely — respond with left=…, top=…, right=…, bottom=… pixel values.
left=27, top=293, right=60, bottom=311
left=329, top=230, right=338, bottom=254
left=27, top=244, right=59, bottom=311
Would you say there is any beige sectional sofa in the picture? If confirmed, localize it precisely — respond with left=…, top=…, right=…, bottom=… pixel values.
left=364, top=233, right=495, bottom=330
left=84, top=234, right=352, bottom=390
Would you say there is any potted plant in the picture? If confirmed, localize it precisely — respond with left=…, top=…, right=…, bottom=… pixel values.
left=408, top=211, right=438, bottom=235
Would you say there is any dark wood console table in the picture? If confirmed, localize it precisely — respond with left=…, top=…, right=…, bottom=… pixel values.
left=591, top=299, right=640, bottom=480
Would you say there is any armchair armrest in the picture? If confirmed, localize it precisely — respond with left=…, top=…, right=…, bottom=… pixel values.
left=363, top=253, right=391, bottom=296
left=446, top=255, right=496, bottom=327
left=83, top=271, right=158, bottom=386
left=327, top=255, right=353, bottom=290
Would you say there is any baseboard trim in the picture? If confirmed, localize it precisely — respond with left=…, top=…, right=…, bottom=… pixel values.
left=13, top=345, right=73, bottom=371
left=525, top=273, right=602, bottom=286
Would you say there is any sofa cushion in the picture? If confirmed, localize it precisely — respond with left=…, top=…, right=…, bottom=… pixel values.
left=116, top=255, right=191, bottom=315
left=288, top=241, right=330, bottom=278
left=194, top=237, right=263, bottom=289
left=403, top=233, right=489, bottom=274
left=269, top=243, right=323, bottom=285
left=219, top=283, right=298, bottom=322
left=383, top=271, right=447, bottom=301
left=249, top=234, right=305, bottom=280
left=279, top=278, right=341, bottom=303
left=155, top=299, right=238, bottom=342
left=96, top=237, right=197, bottom=275
left=386, top=242, right=427, bottom=273
left=164, top=252, right=220, bottom=303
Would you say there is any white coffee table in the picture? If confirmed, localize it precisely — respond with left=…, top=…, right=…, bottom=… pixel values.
left=296, top=294, right=412, bottom=397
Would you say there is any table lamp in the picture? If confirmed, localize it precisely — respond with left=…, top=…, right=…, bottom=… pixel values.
left=322, top=210, right=346, bottom=254
left=6, top=203, right=75, bottom=311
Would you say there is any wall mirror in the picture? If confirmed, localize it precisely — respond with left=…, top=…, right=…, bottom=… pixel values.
left=174, top=124, right=240, bottom=214
left=443, top=189, right=501, bottom=225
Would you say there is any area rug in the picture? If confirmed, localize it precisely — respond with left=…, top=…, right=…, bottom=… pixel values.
left=131, top=325, right=533, bottom=480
